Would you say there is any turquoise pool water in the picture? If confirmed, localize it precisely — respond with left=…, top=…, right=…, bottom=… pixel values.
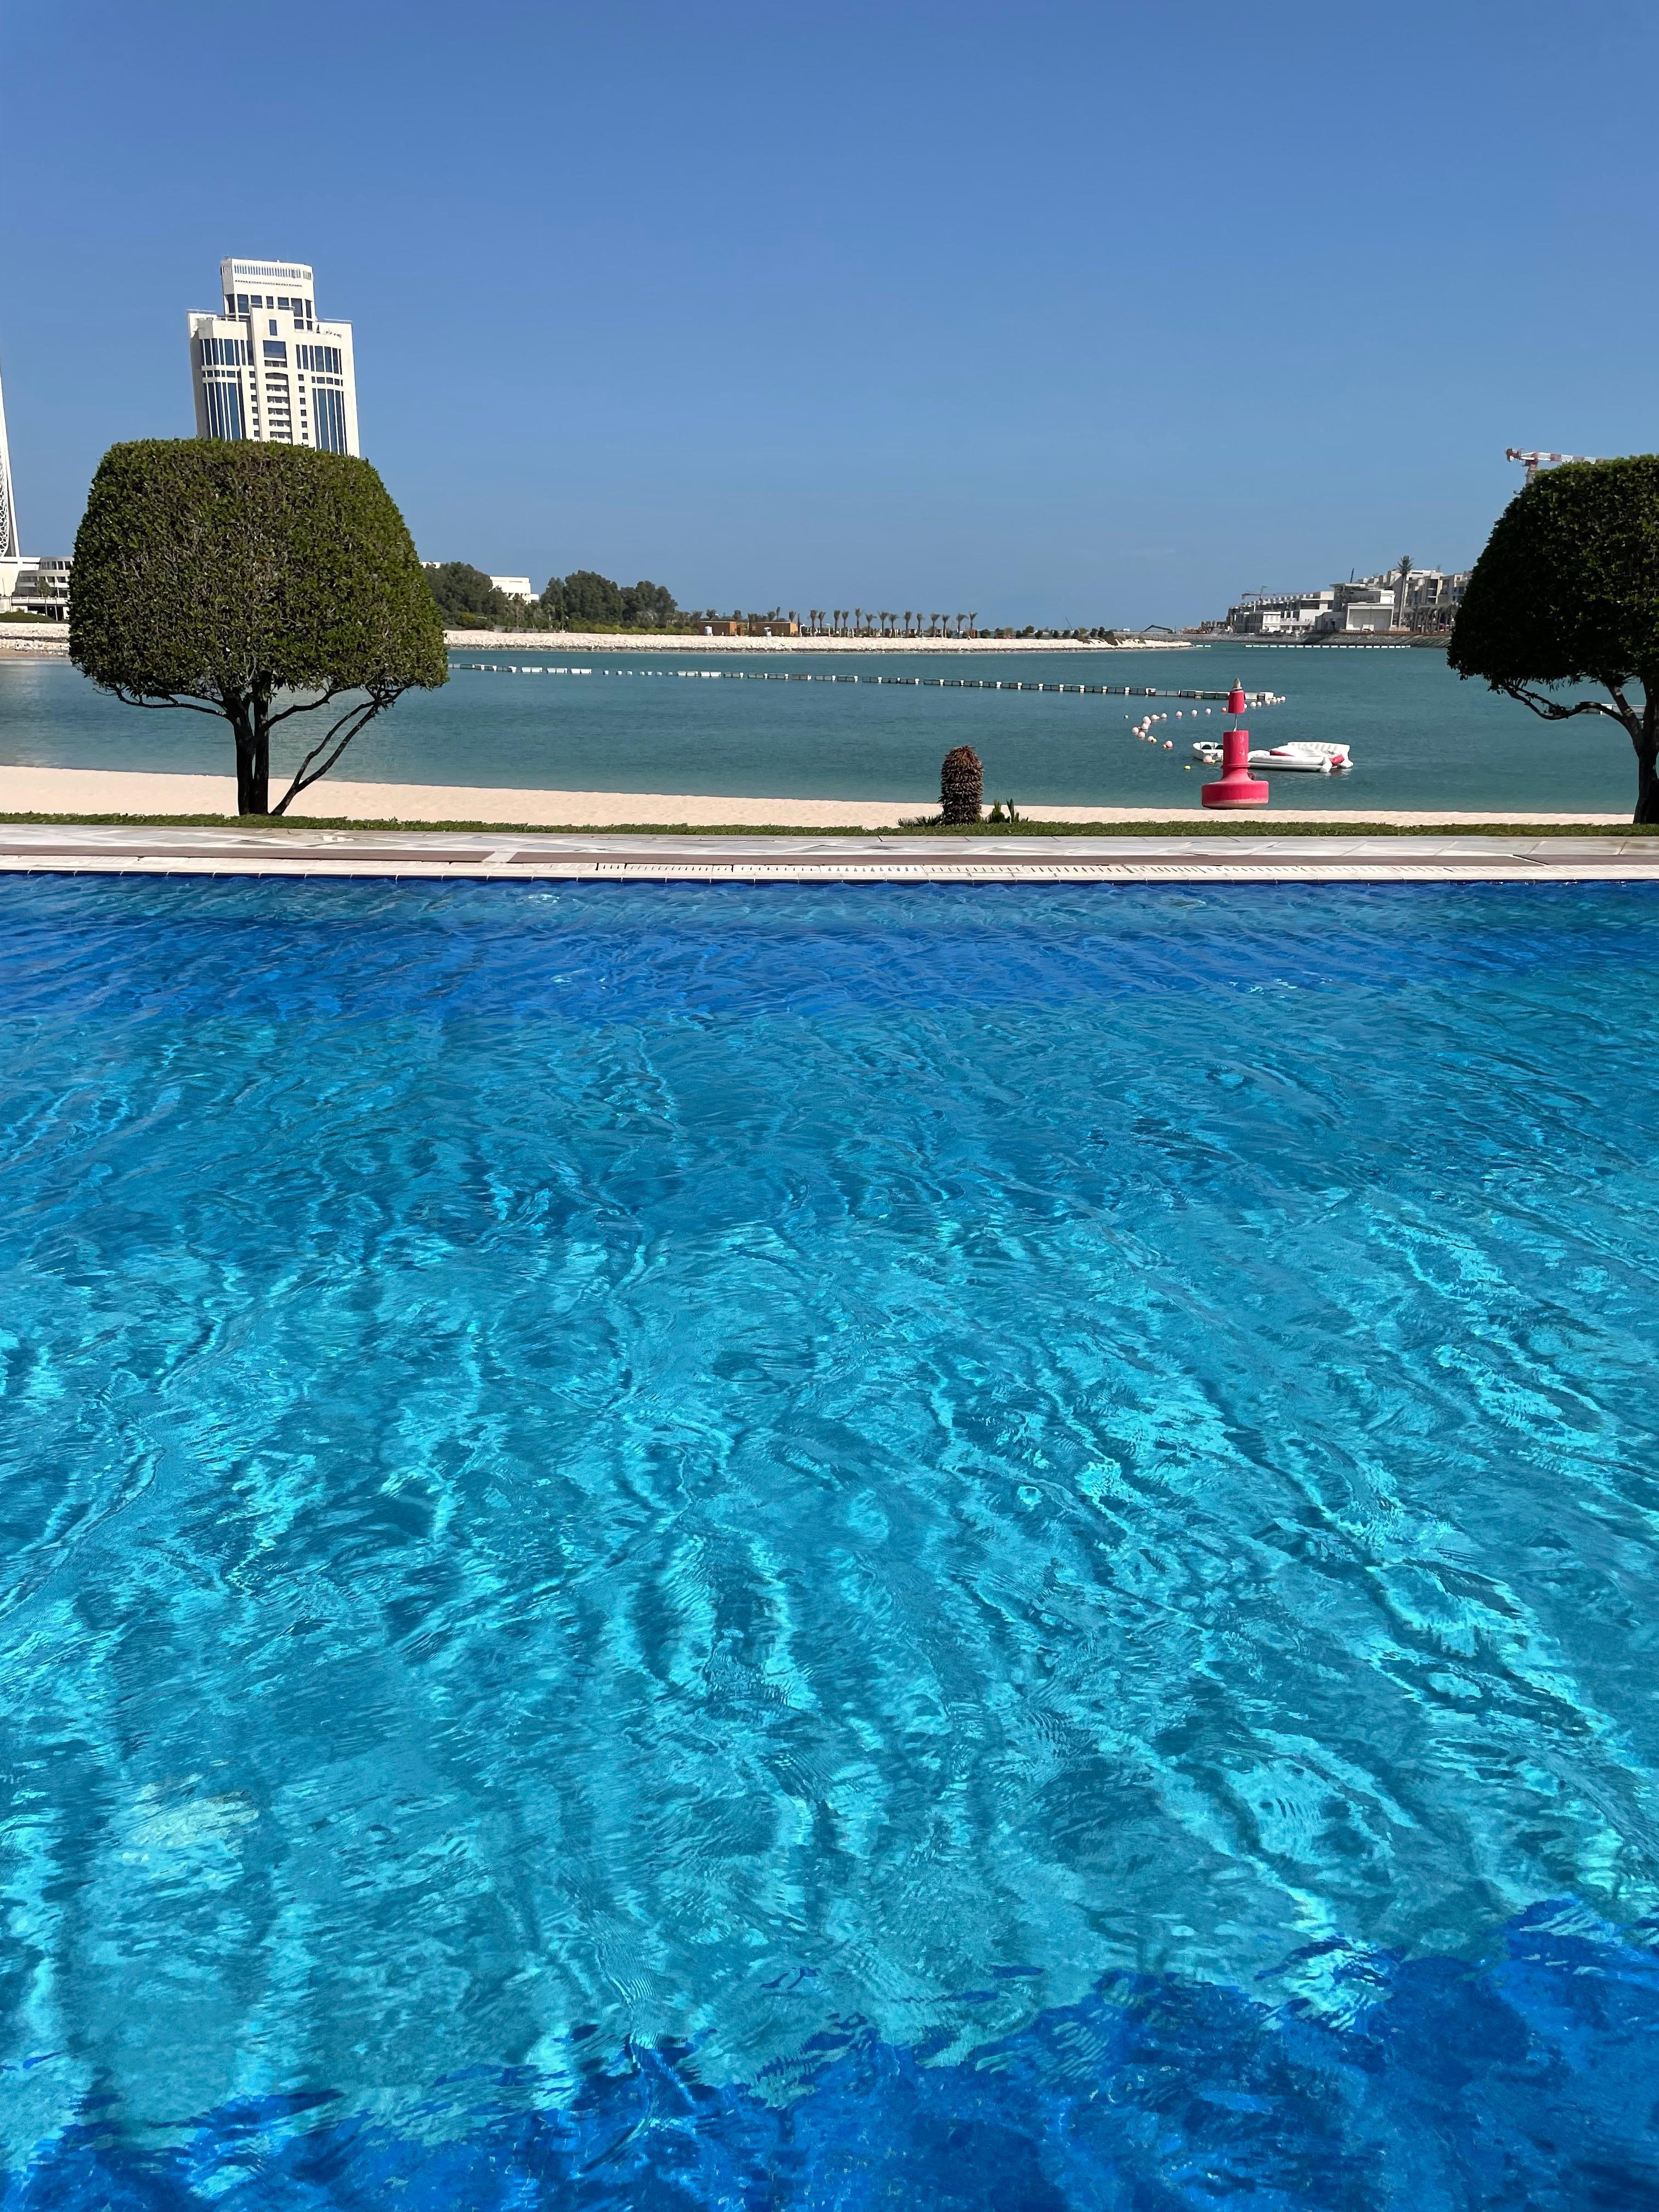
left=3, top=877, right=1658, bottom=2205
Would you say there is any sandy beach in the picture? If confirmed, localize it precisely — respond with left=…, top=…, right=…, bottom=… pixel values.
left=0, top=765, right=1629, bottom=828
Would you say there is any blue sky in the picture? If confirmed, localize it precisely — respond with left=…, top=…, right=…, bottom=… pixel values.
left=2, top=0, right=1654, bottom=625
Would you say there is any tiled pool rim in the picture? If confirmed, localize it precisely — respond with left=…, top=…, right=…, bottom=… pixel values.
left=3, top=825, right=1659, bottom=882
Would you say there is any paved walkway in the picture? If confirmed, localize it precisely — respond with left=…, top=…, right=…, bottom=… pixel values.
left=2, top=823, right=1656, bottom=883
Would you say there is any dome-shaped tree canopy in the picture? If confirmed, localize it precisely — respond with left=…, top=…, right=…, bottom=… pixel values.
left=71, top=439, right=447, bottom=816
left=1450, top=455, right=1659, bottom=823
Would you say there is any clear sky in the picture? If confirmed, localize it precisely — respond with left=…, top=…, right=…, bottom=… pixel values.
left=2, top=0, right=1654, bottom=627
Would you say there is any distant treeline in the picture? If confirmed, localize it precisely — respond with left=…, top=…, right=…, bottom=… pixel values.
left=425, top=566, right=1150, bottom=640
left=426, top=563, right=685, bottom=632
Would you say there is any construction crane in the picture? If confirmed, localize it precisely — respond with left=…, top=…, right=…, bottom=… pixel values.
left=1506, top=448, right=1600, bottom=484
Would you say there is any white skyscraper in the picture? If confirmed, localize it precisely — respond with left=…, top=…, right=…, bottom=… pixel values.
left=188, top=258, right=359, bottom=456
left=0, top=341, right=18, bottom=559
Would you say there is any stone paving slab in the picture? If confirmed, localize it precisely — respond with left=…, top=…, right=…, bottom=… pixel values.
left=2, top=824, right=1658, bottom=884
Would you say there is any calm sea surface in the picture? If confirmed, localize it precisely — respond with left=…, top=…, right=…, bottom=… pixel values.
left=0, top=643, right=1640, bottom=811
left=3, top=876, right=1658, bottom=2204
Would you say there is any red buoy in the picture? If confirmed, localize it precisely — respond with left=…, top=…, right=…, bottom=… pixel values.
left=1201, top=682, right=1269, bottom=809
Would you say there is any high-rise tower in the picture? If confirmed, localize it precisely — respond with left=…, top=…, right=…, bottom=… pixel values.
left=187, top=258, right=358, bottom=455
left=0, top=341, right=19, bottom=559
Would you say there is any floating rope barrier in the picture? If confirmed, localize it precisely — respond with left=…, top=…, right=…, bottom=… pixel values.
left=458, top=663, right=1285, bottom=705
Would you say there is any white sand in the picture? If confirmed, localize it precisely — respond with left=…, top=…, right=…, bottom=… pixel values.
left=0, top=765, right=1629, bottom=828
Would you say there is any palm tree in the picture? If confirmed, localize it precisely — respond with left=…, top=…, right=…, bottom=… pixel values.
left=1393, top=555, right=1413, bottom=630
left=968, top=611, right=979, bottom=637
left=902, top=609, right=913, bottom=636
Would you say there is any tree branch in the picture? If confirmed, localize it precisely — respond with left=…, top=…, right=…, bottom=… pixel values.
left=269, top=688, right=404, bottom=814
left=111, top=687, right=226, bottom=719
left=265, top=684, right=347, bottom=729
left=1495, top=680, right=1627, bottom=726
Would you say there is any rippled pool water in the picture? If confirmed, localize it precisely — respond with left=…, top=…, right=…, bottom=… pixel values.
left=3, top=877, right=1658, bottom=2207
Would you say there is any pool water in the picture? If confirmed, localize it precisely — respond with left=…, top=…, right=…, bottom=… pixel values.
left=3, top=877, right=1658, bottom=2207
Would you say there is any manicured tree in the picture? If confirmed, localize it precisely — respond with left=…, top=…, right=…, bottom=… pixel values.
left=1449, top=456, right=1659, bottom=823
left=70, top=439, right=446, bottom=817
left=940, top=744, right=983, bottom=825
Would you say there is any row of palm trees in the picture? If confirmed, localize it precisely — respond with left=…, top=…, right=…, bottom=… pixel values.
left=802, top=609, right=983, bottom=637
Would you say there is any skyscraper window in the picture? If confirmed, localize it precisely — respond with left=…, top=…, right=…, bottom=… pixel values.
left=311, top=386, right=348, bottom=454
left=202, top=380, right=245, bottom=440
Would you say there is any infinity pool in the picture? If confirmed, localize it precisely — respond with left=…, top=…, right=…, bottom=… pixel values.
left=3, top=878, right=1658, bottom=2207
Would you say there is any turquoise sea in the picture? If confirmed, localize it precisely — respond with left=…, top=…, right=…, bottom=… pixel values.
left=0, top=643, right=1640, bottom=812
left=3, top=873, right=1659, bottom=2205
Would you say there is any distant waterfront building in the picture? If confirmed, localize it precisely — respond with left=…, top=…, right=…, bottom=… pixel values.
left=1401, top=568, right=1471, bottom=631
left=188, top=259, right=358, bottom=455
left=1222, top=589, right=1336, bottom=637
left=490, top=576, right=536, bottom=602
left=1212, top=563, right=1472, bottom=638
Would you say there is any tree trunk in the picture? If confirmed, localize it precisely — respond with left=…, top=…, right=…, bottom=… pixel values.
left=1635, top=690, right=1659, bottom=826
left=1636, top=741, right=1659, bottom=825
left=231, top=685, right=272, bottom=815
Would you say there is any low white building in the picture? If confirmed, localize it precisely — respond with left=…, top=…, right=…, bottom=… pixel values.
left=188, top=258, right=358, bottom=456
left=490, top=576, right=536, bottom=601
left=1401, top=568, right=1470, bottom=632
left=1219, top=562, right=1472, bottom=639
left=0, top=555, right=69, bottom=619
left=1223, top=589, right=1336, bottom=636
left=1316, top=589, right=1394, bottom=634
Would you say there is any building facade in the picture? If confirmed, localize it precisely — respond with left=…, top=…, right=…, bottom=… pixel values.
left=1222, top=589, right=1336, bottom=636
left=188, top=259, right=358, bottom=456
left=1401, top=568, right=1470, bottom=631
left=1214, top=565, right=1472, bottom=639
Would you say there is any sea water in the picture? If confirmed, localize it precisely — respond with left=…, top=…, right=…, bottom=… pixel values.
left=0, top=644, right=1640, bottom=813
left=3, top=877, right=1658, bottom=2205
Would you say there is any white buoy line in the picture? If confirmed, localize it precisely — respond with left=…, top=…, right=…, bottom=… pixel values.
left=459, top=662, right=1287, bottom=706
